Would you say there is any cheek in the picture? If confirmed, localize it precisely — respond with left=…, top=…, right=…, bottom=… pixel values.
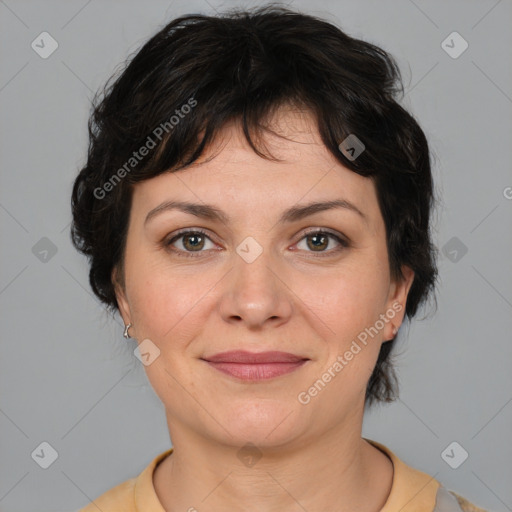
left=125, top=258, right=218, bottom=343
left=296, top=261, right=388, bottom=338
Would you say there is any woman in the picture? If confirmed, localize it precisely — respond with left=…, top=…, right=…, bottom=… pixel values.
left=72, top=5, right=487, bottom=511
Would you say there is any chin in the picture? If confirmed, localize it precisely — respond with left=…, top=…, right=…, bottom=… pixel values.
left=216, top=399, right=305, bottom=449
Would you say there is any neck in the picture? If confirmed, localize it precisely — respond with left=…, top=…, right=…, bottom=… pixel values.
left=153, top=413, right=393, bottom=512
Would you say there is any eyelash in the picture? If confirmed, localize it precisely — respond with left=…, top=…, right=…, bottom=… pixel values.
left=164, top=228, right=350, bottom=259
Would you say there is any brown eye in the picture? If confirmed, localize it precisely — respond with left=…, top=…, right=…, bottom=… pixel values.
left=181, top=232, right=206, bottom=251
left=295, top=230, right=349, bottom=255
left=165, top=229, right=215, bottom=257
left=306, top=232, right=329, bottom=251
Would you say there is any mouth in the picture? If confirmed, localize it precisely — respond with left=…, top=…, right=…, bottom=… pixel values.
left=201, top=350, right=310, bottom=381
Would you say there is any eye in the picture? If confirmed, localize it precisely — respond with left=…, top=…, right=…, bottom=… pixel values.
left=164, top=228, right=350, bottom=259
left=165, top=229, right=217, bottom=257
left=294, top=229, right=349, bottom=256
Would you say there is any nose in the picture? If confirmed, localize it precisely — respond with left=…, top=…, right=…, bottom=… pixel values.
left=217, top=242, right=293, bottom=329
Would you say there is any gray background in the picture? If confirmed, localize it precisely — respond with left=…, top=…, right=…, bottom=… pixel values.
left=1, top=0, right=511, bottom=511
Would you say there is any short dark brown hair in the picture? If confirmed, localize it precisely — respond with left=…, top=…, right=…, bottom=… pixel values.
left=70, top=4, right=438, bottom=407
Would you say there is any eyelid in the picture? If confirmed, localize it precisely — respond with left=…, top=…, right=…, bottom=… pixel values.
left=164, top=228, right=218, bottom=250
left=292, top=227, right=350, bottom=256
left=297, top=227, right=349, bottom=244
left=164, top=226, right=350, bottom=257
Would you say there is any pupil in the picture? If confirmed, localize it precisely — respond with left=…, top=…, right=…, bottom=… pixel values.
left=310, top=233, right=327, bottom=250
left=186, top=234, right=203, bottom=250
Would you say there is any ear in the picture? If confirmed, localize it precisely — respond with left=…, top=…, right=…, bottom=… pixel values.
left=384, top=264, right=415, bottom=341
left=112, top=265, right=132, bottom=327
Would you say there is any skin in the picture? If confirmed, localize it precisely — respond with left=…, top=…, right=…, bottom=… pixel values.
left=114, top=106, right=415, bottom=512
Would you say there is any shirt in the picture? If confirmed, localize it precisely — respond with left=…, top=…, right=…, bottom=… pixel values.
left=78, top=439, right=488, bottom=511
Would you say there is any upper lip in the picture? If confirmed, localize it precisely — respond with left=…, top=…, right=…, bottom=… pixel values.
left=202, top=350, right=309, bottom=364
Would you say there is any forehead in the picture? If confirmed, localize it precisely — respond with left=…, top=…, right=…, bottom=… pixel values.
left=130, top=107, right=381, bottom=230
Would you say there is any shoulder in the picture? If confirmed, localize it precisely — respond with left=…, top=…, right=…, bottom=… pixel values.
left=77, top=448, right=172, bottom=511
left=365, top=439, right=489, bottom=512
left=78, top=477, right=137, bottom=511
left=438, top=488, right=489, bottom=512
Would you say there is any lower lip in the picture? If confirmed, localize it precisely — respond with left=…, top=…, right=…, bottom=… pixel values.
left=204, top=360, right=308, bottom=380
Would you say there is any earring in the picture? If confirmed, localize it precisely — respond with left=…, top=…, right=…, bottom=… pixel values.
left=123, top=323, right=132, bottom=339
left=391, top=325, right=398, bottom=336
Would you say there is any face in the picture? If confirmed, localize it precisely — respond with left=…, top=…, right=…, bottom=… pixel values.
left=114, top=107, right=414, bottom=450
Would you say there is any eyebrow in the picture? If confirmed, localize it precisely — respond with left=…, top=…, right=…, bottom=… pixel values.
left=144, top=198, right=368, bottom=227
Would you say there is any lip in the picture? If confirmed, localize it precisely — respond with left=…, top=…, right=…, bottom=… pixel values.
left=203, top=350, right=307, bottom=364
left=201, top=351, right=310, bottom=381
